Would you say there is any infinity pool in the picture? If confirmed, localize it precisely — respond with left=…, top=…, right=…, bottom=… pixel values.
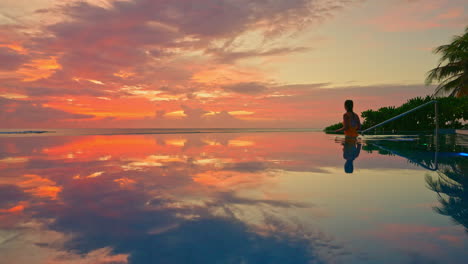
left=0, top=131, right=466, bottom=263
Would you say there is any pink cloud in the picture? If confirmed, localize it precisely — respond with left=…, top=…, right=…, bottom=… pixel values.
left=28, top=0, right=349, bottom=85
left=0, top=0, right=355, bottom=97
left=0, top=47, right=28, bottom=70
left=368, top=0, right=467, bottom=32
left=365, top=223, right=465, bottom=255
left=0, top=97, right=94, bottom=127
left=437, top=8, right=464, bottom=20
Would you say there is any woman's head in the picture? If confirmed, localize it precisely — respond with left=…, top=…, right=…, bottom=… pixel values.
left=344, top=100, right=353, bottom=112
left=344, top=160, right=354, bottom=173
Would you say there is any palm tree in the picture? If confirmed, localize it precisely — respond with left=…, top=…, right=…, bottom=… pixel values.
left=426, top=27, right=468, bottom=97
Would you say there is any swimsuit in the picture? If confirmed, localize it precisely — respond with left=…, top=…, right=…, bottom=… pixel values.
left=344, top=112, right=360, bottom=138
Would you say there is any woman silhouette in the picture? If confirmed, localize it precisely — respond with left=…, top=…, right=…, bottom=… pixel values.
left=335, top=100, right=362, bottom=173
left=335, top=100, right=361, bottom=138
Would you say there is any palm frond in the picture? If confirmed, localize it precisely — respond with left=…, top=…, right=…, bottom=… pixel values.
left=426, top=64, right=463, bottom=84
left=426, top=27, right=468, bottom=97
left=434, top=75, right=463, bottom=96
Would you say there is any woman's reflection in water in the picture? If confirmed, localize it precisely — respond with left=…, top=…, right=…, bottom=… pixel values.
left=342, top=137, right=361, bottom=173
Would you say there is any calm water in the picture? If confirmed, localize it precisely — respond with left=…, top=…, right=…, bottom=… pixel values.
left=0, top=131, right=466, bottom=264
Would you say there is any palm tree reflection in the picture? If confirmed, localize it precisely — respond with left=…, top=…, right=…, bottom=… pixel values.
left=362, top=135, right=468, bottom=233
left=426, top=158, right=468, bottom=233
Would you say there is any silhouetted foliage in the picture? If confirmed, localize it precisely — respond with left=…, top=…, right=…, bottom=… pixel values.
left=325, top=96, right=468, bottom=132
left=426, top=27, right=468, bottom=97
left=323, top=122, right=342, bottom=133
left=361, top=96, right=467, bottom=132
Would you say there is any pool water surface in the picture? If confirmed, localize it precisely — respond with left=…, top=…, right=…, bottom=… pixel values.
left=0, top=131, right=466, bottom=263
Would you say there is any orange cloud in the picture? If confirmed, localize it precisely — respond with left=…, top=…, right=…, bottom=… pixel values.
left=0, top=43, right=27, bottom=54
left=40, top=135, right=185, bottom=161
left=16, top=174, right=62, bottom=200
left=0, top=203, right=26, bottom=213
left=17, top=57, right=61, bottom=81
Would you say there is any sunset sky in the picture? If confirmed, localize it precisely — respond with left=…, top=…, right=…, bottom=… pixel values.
left=1, top=0, right=467, bottom=128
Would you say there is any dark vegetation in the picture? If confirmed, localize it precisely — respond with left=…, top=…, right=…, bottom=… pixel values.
left=324, top=96, right=468, bottom=133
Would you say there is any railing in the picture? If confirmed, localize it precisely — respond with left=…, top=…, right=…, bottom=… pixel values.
left=361, top=100, right=439, bottom=135
left=361, top=100, right=439, bottom=171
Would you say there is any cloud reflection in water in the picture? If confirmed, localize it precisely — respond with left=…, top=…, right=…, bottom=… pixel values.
left=0, top=133, right=346, bottom=264
left=1, top=132, right=467, bottom=263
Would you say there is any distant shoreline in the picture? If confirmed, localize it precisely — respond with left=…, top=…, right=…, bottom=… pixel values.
left=0, top=130, right=50, bottom=134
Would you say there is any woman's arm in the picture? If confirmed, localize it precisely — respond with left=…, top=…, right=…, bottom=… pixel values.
left=357, top=115, right=362, bottom=131
left=335, top=114, right=350, bottom=132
